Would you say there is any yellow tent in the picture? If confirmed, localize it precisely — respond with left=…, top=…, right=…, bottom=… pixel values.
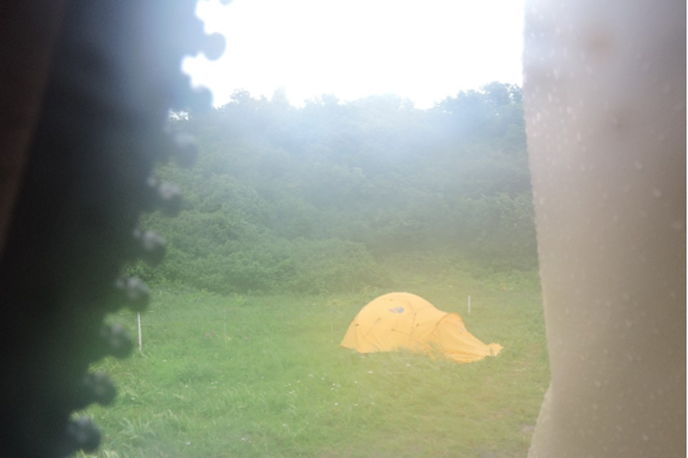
left=340, top=292, right=503, bottom=363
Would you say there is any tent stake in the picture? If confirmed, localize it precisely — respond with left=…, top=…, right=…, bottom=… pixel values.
left=137, top=312, right=142, bottom=353
left=468, top=295, right=471, bottom=315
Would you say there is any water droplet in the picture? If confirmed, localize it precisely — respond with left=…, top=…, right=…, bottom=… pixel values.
left=642, top=434, right=650, bottom=441
left=634, top=161, right=644, bottom=170
left=594, top=380, right=602, bottom=387
left=652, top=188, right=662, bottom=198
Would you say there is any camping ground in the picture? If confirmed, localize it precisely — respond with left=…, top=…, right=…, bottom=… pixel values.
left=77, top=259, right=549, bottom=458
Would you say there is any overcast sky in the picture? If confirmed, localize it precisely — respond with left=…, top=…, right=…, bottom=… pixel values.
left=183, top=0, right=525, bottom=109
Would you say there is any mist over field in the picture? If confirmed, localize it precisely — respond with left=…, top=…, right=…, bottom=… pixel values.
left=81, top=83, right=549, bottom=458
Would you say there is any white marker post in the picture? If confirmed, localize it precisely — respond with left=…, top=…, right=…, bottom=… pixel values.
left=467, top=295, right=471, bottom=315
left=137, top=312, right=142, bottom=352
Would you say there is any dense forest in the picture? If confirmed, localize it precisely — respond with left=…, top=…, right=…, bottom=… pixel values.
left=132, top=82, right=537, bottom=294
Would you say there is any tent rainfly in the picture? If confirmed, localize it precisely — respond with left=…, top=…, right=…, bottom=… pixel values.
left=340, top=292, right=503, bottom=363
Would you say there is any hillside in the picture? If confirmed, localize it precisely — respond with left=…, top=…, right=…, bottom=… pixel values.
left=132, top=82, right=537, bottom=294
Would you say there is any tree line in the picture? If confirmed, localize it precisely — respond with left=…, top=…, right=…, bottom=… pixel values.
left=132, top=82, right=537, bottom=294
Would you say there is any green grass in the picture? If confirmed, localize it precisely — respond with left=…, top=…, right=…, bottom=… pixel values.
left=78, top=264, right=548, bottom=458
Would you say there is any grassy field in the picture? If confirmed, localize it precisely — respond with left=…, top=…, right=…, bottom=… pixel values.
left=78, top=260, right=549, bottom=458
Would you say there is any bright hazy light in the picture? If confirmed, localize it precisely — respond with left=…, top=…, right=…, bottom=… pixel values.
left=183, top=0, right=524, bottom=109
